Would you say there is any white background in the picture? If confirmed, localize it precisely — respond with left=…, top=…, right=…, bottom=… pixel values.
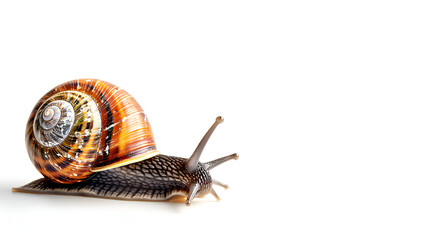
left=0, top=1, right=428, bottom=239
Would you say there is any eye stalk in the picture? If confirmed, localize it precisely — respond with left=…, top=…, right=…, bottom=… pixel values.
left=185, top=116, right=239, bottom=206
left=185, top=116, right=224, bottom=172
left=203, top=153, right=239, bottom=171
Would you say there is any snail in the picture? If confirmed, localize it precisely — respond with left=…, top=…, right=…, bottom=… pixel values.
left=14, top=79, right=238, bottom=205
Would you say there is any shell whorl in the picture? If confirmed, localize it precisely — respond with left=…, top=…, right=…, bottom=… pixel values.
left=26, top=79, right=159, bottom=184
left=34, top=100, right=76, bottom=147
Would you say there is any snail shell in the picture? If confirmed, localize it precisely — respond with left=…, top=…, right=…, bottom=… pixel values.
left=25, top=79, right=160, bottom=184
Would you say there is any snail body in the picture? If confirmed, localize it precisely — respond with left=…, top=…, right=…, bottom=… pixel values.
left=15, top=79, right=238, bottom=205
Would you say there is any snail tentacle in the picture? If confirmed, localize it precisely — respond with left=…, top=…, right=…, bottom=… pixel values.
left=203, top=153, right=239, bottom=171
left=186, top=182, right=201, bottom=206
left=212, top=179, right=229, bottom=190
left=186, top=116, right=224, bottom=172
left=210, top=188, right=221, bottom=201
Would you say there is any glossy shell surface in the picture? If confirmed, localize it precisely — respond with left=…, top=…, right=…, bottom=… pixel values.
left=25, top=79, right=160, bottom=184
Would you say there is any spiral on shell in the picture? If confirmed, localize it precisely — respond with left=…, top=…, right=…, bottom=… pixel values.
left=25, top=79, right=159, bottom=184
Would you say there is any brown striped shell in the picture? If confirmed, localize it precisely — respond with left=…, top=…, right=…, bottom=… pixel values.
left=25, top=79, right=160, bottom=184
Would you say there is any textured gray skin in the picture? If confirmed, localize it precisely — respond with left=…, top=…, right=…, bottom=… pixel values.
left=15, top=154, right=213, bottom=201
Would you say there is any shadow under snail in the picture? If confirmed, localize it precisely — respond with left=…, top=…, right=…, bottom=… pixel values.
left=14, top=79, right=239, bottom=205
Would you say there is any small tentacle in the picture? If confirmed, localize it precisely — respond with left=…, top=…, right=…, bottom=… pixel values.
left=212, top=179, right=229, bottom=189
left=210, top=188, right=221, bottom=201
left=186, top=183, right=201, bottom=206
left=203, top=153, right=239, bottom=171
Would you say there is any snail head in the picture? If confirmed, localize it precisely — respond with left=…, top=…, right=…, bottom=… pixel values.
left=184, top=116, right=239, bottom=205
